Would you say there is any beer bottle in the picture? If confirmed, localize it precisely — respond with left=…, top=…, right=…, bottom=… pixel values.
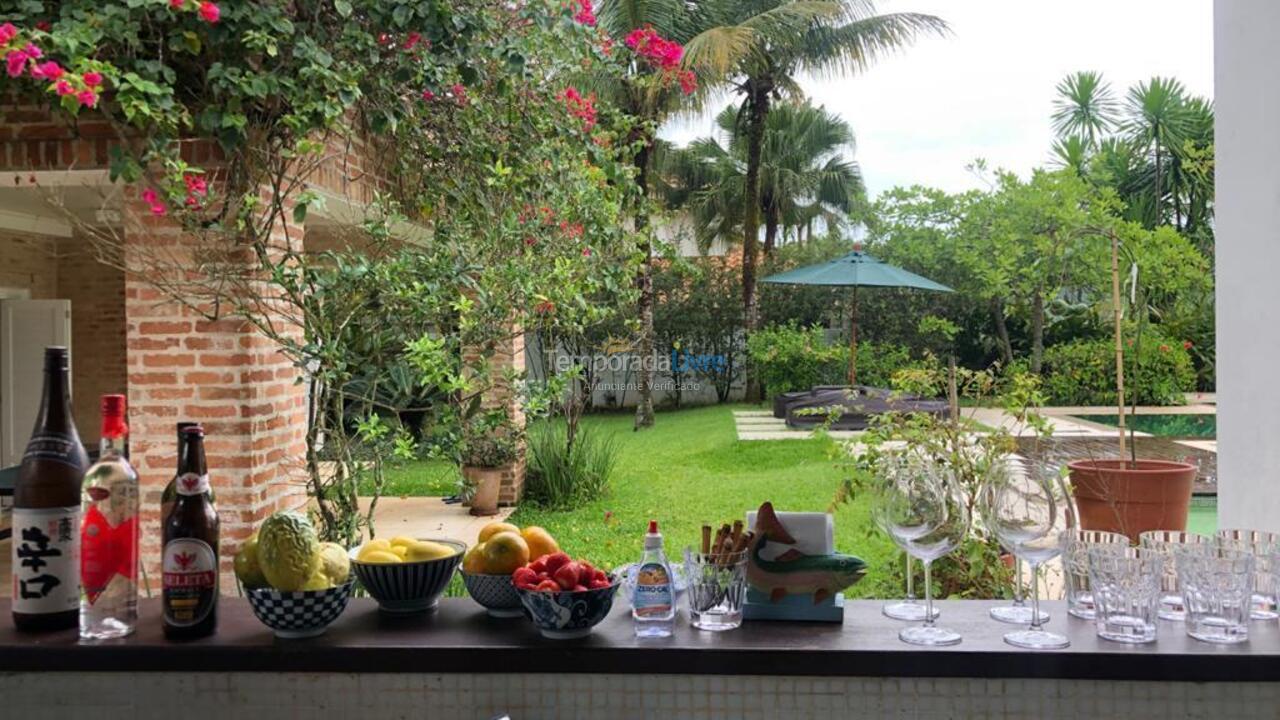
left=162, top=426, right=218, bottom=639
left=12, top=347, right=89, bottom=631
left=159, top=421, right=201, bottom=522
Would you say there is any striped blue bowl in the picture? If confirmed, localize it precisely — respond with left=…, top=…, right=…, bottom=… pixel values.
left=348, top=539, right=466, bottom=613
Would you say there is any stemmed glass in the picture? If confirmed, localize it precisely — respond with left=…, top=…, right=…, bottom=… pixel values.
left=979, top=461, right=1049, bottom=625
left=873, top=456, right=970, bottom=646
left=874, top=452, right=938, bottom=621
left=985, top=465, right=1072, bottom=649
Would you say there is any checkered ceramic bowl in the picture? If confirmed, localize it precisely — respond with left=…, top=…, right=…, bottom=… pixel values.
left=460, top=571, right=524, bottom=617
left=245, top=580, right=355, bottom=639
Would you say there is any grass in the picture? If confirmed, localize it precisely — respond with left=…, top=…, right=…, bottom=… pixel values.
left=364, top=458, right=461, bottom=497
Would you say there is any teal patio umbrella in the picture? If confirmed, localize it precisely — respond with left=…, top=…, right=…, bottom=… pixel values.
left=761, top=244, right=953, bottom=386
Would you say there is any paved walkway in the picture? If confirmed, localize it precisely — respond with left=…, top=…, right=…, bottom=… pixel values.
left=358, top=496, right=513, bottom=545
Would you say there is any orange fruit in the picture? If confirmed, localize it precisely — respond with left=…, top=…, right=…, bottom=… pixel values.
left=521, top=526, right=560, bottom=561
left=478, top=521, right=521, bottom=543
left=481, top=531, right=530, bottom=574
left=462, top=543, right=487, bottom=573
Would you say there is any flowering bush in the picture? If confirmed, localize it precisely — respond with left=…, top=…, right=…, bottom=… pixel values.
left=622, top=24, right=696, bottom=96
left=1041, top=331, right=1196, bottom=406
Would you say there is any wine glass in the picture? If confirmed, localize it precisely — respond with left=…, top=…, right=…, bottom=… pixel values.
left=986, top=465, right=1072, bottom=649
left=979, top=459, right=1050, bottom=626
left=873, top=451, right=938, bottom=621
left=873, top=457, right=969, bottom=646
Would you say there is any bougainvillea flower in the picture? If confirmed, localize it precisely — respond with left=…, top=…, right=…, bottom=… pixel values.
left=82, top=71, right=102, bottom=87
left=572, top=0, right=596, bottom=26
left=54, top=79, right=74, bottom=95
left=169, top=0, right=186, bottom=8
left=30, top=61, right=63, bottom=81
left=5, top=51, right=28, bottom=78
left=22, top=43, right=42, bottom=60
left=404, top=32, right=422, bottom=51
left=678, top=69, right=697, bottom=95
left=0, top=23, right=18, bottom=45
left=184, top=174, right=208, bottom=196
left=421, top=88, right=435, bottom=102
left=76, top=89, right=98, bottom=107
left=198, top=1, right=221, bottom=24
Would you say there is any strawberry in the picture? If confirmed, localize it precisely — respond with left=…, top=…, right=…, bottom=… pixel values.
left=572, top=585, right=588, bottom=592
left=534, top=579, right=561, bottom=593
left=592, top=569, right=608, bottom=585
left=528, top=557, right=548, bottom=575
left=553, top=562, right=580, bottom=590
left=512, top=567, right=538, bottom=589
left=577, top=562, right=595, bottom=586
left=543, top=552, right=571, bottom=575
left=588, top=577, right=612, bottom=590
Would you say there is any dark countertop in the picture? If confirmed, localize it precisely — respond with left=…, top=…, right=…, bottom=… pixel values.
left=2, top=598, right=1278, bottom=681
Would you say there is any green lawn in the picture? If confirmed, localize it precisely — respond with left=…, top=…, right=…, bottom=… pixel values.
left=491, top=404, right=898, bottom=598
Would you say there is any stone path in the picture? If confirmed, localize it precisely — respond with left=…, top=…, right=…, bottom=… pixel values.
left=732, top=409, right=865, bottom=441
left=358, top=496, right=514, bottom=545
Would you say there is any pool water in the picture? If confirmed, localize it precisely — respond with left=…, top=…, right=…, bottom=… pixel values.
left=1073, top=413, right=1216, bottom=438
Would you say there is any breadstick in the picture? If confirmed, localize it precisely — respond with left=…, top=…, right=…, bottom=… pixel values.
left=701, top=524, right=712, bottom=555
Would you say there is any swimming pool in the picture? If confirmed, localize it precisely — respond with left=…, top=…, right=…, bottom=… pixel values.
left=1073, top=413, right=1216, bottom=438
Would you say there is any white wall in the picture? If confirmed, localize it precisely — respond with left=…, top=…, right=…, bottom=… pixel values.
left=1215, top=0, right=1280, bottom=532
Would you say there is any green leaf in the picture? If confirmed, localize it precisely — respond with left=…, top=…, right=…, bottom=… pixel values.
left=334, top=0, right=353, bottom=17
left=293, top=202, right=308, bottom=223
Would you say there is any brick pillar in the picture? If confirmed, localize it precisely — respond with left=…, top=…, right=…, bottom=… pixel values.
left=123, top=198, right=308, bottom=590
left=488, top=330, right=527, bottom=506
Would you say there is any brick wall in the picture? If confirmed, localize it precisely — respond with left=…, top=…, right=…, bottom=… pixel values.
left=0, top=230, right=56, bottom=298
left=56, top=235, right=127, bottom=445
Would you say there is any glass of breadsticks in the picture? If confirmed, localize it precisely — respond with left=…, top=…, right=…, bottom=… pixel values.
left=683, top=520, right=751, bottom=631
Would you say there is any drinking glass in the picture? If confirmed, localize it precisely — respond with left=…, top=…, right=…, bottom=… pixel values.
left=683, top=548, right=747, bottom=631
left=986, top=467, right=1072, bottom=649
left=874, top=452, right=938, bottom=622
left=1064, top=530, right=1130, bottom=620
left=872, top=460, right=968, bottom=646
left=1139, top=530, right=1210, bottom=621
left=1217, top=529, right=1279, bottom=620
left=979, top=461, right=1048, bottom=625
left=1177, top=547, right=1254, bottom=644
left=1087, top=546, right=1163, bottom=644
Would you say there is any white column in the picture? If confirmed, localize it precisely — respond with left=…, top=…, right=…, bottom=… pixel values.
left=1215, top=0, right=1280, bottom=532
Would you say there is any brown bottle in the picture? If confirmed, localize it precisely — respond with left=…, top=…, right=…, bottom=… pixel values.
left=12, top=347, right=89, bottom=631
left=162, top=426, right=218, bottom=639
left=159, top=421, right=201, bottom=522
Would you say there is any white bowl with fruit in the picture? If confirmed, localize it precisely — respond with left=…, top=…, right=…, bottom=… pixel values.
left=349, top=536, right=466, bottom=613
left=459, top=522, right=561, bottom=618
left=234, top=511, right=355, bottom=638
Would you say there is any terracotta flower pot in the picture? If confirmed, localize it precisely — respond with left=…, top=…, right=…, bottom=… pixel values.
left=1067, top=458, right=1197, bottom=542
left=462, top=465, right=502, bottom=517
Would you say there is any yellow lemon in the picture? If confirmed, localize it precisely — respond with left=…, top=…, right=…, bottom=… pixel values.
left=389, top=535, right=417, bottom=548
left=477, top=522, right=520, bottom=543
left=359, top=550, right=403, bottom=564
left=357, top=539, right=392, bottom=561
left=391, top=545, right=408, bottom=559
left=407, top=541, right=456, bottom=562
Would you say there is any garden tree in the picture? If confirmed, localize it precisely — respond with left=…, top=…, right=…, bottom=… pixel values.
left=653, top=256, right=744, bottom=405
left=683, top=0, right=946, bottom=401
left=666, top=101, right=864, bottom=256
left=1122, top=77, right=1191, bottom=228
left=1050, top=71, right=1117, bottom=147
left=0, top=1, right=639, bottom=542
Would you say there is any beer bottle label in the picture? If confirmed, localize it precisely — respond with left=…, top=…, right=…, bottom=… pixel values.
left=162, top=538, right=217, bottom=627
left=22, top=432, right=83, bottom=470
left=174, top=472, right=210, bottom=496
left=11, top=506, right=81, bottom=614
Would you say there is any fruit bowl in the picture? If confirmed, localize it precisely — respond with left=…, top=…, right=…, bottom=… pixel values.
left=460, top=570, right=525, bottom=618
left=348, top=539, right=466, bottom=614
left=245, top=580, right=355, bottom=639
left=516, top=578, right=621, bottom=639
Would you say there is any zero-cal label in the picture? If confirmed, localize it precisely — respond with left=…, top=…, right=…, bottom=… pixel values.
left=162, top=538, right=216, bottom=627
left=11, top=506, right=80, bottom=614
left=22, top=432, right=82, bottom=470
left=633, top=562, right=673, bottom=617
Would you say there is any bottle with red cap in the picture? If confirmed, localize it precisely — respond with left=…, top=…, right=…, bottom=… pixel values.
left=79, top=393, right=140, bottom=640
left=632, top=519, right=675, bottom=637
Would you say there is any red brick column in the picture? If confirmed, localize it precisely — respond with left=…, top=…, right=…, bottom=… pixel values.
left=123, top=199, right=308, bottom=589
left=488, top=330, right=527, bottom=506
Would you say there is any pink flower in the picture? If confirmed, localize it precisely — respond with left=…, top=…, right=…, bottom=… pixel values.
left=169, top=0, right=186, bottom=8
left=624, top=26, right=684, bottom=70
left=0, top=23, right=18, bottom=45
left=572, top=0, right=596, bottom=26
left=183, top=174, right=207, bottom=196
left=76, top=89, right=98, bottom=108
left=582, top=247, right=592, bottom=257
left=558, top=86, right=597, bottom=132
left=404, top=32, right=421, bottom=51
left=420, top=88, right=435, bottom=102
left=451, top=83, right=467, bottom=106
left=5, top=51, right=27, bottom=78
left=22, top=43, right=42, bottom=60
left=677, top=69, right=697, bottom=95
left=54, top=79, right=74, bottom=96
left=141, top=188, right=167, bottom=216
left=82, top=71, right=102, bottom=87
left=30, top=61, right=63, bottom=81
left=198, top=1, right=221, bottom=23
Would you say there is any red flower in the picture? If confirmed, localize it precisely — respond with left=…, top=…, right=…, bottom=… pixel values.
left=30, top=61, right=62, bottom=81
left=404, top=32, right=422, bottom=51
left=198, top=1, right=221, bottom=24
left=571, top=0, right=596, bottom=26
left=1183, top=340, right=1193, bottom=350
left=421, top=88, right=435, bottom=102
left=5, top=51, right=28, bottom=78
left=184, top=173, right=208, bottom=196
left=677, top=69, right=697, bottom=95
left=140, top=188, right=167, bottom=216
left=558, top=86, right=597, bottom=132
left=82, top=71, right=102, bottom=87
left=624, top=26, right=683, bottom=70
left=35, top=21, right=51, bottom=32
left=1158, top=344, right=1170, bottom=353
left=581, top=247, right=592, bottom=258
left=0, top=23, right=16, bottom=44
left=535, top=300, right=556, bottom=314
left=54, top=79, right=74, bottom=96
left=169, top=0, right=186, bottom=8
left=76, top=89, right=97, bottom=108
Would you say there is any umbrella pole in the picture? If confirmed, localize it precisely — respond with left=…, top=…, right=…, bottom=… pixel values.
left=848, top=285, right=859, bottom=387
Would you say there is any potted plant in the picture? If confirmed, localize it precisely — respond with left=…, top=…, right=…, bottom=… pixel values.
left=1066, top=229, right=1196, bottom=541
left=460, top=414, right=520, bottom=517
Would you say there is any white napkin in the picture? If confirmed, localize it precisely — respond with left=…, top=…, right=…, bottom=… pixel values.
left=745, top=510, right=834, bottom=559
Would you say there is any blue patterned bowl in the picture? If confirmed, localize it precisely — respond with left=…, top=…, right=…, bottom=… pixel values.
left=460, top=571, right=525, bottom=618
left=516, top=578, right=621, bottom=639
left=245, top=580, right=355, bottom=639
left=348, top=539, right=466, bottom=614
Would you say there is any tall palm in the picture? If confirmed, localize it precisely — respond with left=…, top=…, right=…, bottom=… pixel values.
left=666, top=101, right=865, bottom=255
left=1050, top=135, right=1091, bottom=177
left=683, top=0, right=946, bottom=400
left=1051, top=71, right=1118, bottom=146
left=1122, top=76, right=1191, bottom=227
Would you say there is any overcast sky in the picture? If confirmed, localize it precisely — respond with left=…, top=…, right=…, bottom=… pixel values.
left=660, top=0, right=1214, bottom=199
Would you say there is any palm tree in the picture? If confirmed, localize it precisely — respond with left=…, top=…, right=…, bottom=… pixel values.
left=666, top=101, right=864, bottom=257
left=683, top=0, right=946, bottom=400
left=1050, top=135, right=1091, bottom=177
left=1051, top=71, right=1118, bottom=146
left=1122, top=76, right=1191, bottom=227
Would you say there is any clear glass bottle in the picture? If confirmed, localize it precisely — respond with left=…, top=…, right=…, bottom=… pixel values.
left=79, top=394, right=139, bottom=640
left=632, top=520, right=675, bottom=638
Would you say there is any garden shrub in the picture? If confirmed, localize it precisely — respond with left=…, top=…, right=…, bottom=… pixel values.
left=525, top=423, right=619, bottom=508
left=1041, top=331, right=1196, bottom=406
left=747, top=323, right=848, bottom=397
